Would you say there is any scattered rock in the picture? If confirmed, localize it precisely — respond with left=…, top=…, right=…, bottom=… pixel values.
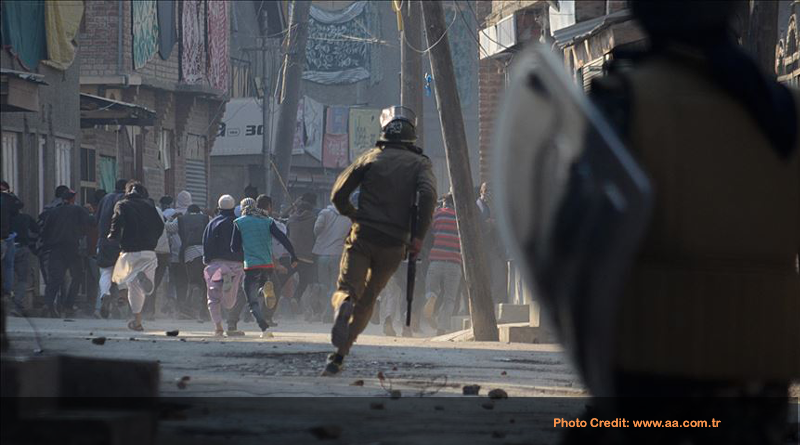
left=390, top=390, right=402, bottom=399
left=176, top=376, right=191, bottom=390
left=64, top=319, right=75, bottom=322
left=369, top=402, right=384, bottom=410
left=180, top=338, right=187, bottom=342
left=491, top=430, right=506, bottom=439
left=350, top=380, right=365, bottom=387
left=481, top=401, right=495, bottom=410
left=166, top=330, right=180, bottom=337
left=462, top=384, right=481, bottom=396
left=152, top=340, right=157, bottom=343
left=89, top=332, right=93, bottom=336
left=501, top=371, right=507, bottom=376
left=434, top=405, right=445, bottom=411
left=488, top=388, right=508, bottom=400
left=91, top=337, right=107, bottom=345
left=392, top=366, right=398, bottom=371
left=309, top=425, right=342, bottom=440
left=129, top=337, right=136, bottom=341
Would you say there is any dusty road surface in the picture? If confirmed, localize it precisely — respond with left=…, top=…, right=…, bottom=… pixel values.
left=5, top=316, right=587, bottom=444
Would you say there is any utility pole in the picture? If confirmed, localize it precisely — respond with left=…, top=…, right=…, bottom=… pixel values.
left=242, top=33, right=275, bottom=196
left=271, top=0, right=312, bottom=210
left=401, top=0, right=424, bottom=147
left=421, top=1, right=498, bottom=341
left=262, top=10, right=272, bottom=197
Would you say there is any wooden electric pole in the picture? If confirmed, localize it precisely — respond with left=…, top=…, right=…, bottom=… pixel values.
left=421, top=1, right=498, bottom=341
left=271, top=0, right=311, bottom=209
left=401, top=0, right=424, bottom=147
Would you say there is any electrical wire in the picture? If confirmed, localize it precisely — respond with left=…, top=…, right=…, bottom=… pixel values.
left=402, top=0, right=460, bottom=54
left=465, top=0, right=518, bottom=54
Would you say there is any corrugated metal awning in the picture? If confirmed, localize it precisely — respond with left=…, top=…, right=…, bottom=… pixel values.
left=80, top=93, right=156, bottom=128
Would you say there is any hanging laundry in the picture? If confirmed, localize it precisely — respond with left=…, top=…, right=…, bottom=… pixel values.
left=181, top=0, right=206, bottom=84
left=157, top=0, right=177, bottom=60
left=42, top=0, right=84, bottom=71
left=0, top=0, right=47, bottom=70
left=132, top=0, right=159, bottom=70
left=207, top=0, right=229, bottom=92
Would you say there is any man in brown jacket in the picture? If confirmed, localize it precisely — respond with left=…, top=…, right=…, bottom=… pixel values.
left=576, top=2, right=800, bottom=443
left=322, top=106, right=436, bottom=376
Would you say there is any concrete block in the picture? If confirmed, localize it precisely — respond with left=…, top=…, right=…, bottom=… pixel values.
left=57, top=356, right=160, bottom=398
left=498, top=323, right=558, bottom=344
left=451, top=315, right=470, bottom=332
left=497, top=303, right=530, bottom=324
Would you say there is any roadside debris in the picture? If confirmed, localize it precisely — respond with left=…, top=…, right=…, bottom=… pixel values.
left=91, top=337, right=107, bottom=345
left=501, top=371, right=507, bottom=376
left=482, top=401, right=495, bottom=410
left=176, top=376, right=191, bottom=390
left=488, top=388, right=508, bottom=399
left=166, top=330, right=180, bottom=337
left=350, top=380, right=365, bottom=387
left=462, top=384, right=481, bottom=395
left=389, top=390, right=402, bottom=399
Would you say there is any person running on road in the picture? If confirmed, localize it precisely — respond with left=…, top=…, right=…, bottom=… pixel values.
left=39, top=189, right=93, bottom=318
left=202, top=195, right=246, bottom=337
left=108, top=181, right=164, bottom=331
left=231, top=195, right=297, bottom=338
left=322, top=106, right=437, bottom=376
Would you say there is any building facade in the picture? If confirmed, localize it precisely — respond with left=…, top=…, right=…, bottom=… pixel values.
left=210, top=0, right=481, bottom=209
left=79, top=0, right=230, bottom=208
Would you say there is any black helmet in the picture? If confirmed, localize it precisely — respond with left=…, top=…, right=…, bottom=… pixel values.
left=378, top=106, right=417, bottom=144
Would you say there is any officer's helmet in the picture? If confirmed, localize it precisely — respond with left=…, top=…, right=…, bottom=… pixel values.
left=379, top=106, right=417, bottom=144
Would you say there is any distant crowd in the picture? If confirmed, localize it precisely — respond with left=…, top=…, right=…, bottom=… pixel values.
left=0, top=179, right=504, bottom=337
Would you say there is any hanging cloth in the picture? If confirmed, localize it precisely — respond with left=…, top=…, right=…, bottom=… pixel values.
left=157, top=0, right=176, bottom=60
left=132, top=0, right=159, bottom=70
left=0, top=0, right=47, bottom=70
left=42, top=0, right=84, bottom=71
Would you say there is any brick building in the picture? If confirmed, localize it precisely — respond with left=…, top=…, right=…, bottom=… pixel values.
left=777, top=1, right=800, bottom=87
left=476, top=0, right=643, bottom=184
left=79, top=0, right=231, bottom=208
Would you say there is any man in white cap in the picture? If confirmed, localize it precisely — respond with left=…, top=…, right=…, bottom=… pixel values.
left=202, top=194, right=246, bottom=336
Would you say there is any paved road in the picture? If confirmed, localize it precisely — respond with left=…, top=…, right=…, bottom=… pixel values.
left=6, top=316, right=587, bottom=444
left=5, top=316, right=583, bottom=397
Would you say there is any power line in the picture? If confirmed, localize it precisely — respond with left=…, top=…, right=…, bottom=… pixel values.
left=402, top=0, right=460, bottom=54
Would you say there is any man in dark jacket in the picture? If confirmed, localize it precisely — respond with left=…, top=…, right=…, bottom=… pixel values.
left=202, top=195, right=245, bottom=336
left=108, top=181, right=164, bottom=331
left=322, top=106, right=437, bottom=376
left=94, top=178, right=127, bottom=318
left=1, top=181, right=23, bottom=300
left=166, top=204, right=209, bottom=319
left=36, top=185, right=70, bottom=290
left=40, top=189, right=93, bottom=317
left=9, top=196, right=39, bottom=314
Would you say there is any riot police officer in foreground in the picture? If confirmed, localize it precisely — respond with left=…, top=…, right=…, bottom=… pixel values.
left=322, top=106, right=437, bottom=376
left=579, top=2, right=799, bottom=444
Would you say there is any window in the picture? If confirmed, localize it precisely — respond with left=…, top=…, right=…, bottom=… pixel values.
left=81, top=147, right=96, bottom=182
left=1, top=131, right=19, bottom=192
left=55, top=137, right=73, bottom=188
